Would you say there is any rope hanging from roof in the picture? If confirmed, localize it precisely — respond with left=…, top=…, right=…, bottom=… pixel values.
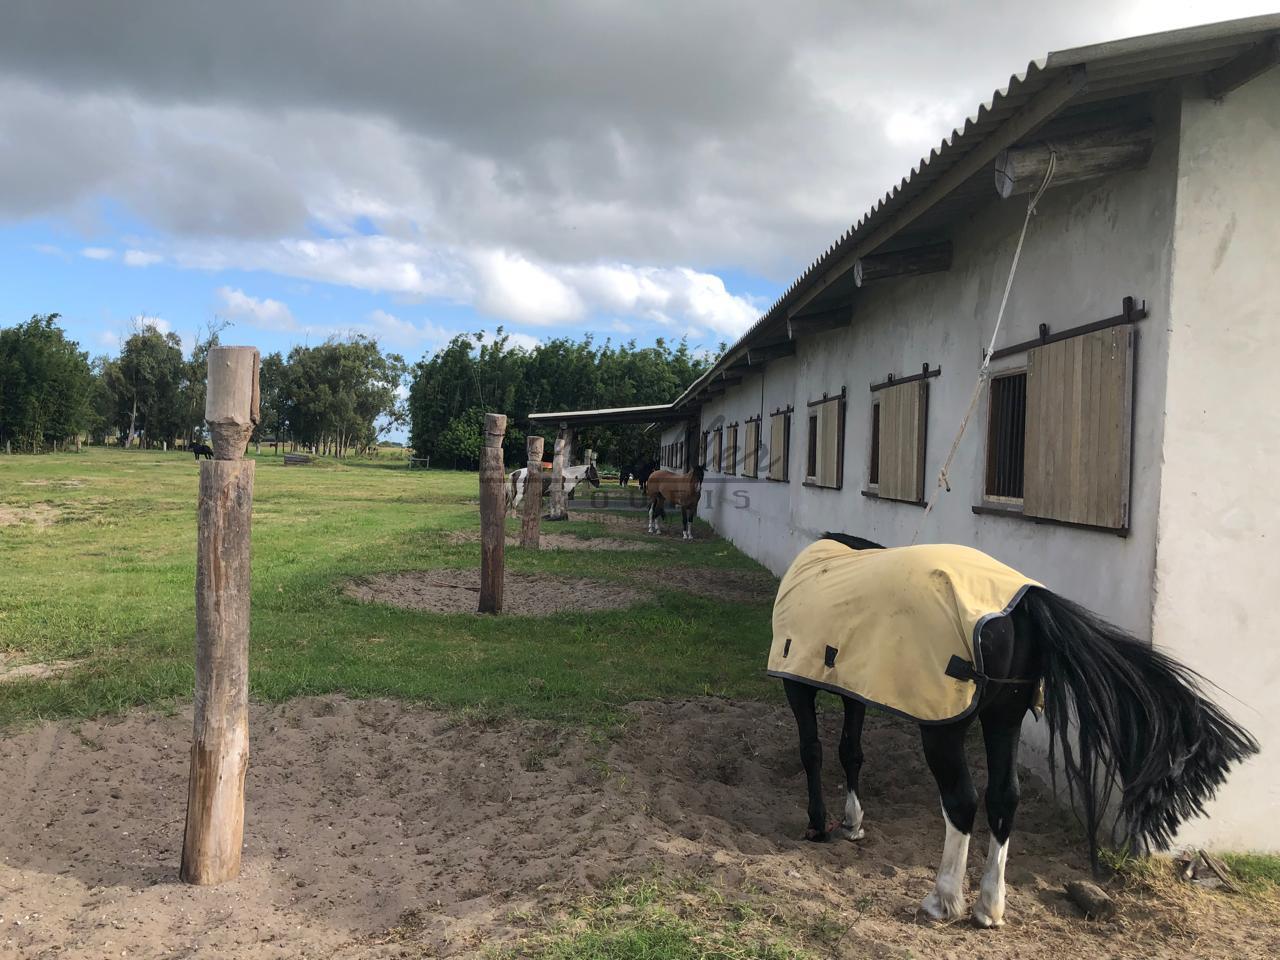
left=910, top=148, right=1058, bottom=545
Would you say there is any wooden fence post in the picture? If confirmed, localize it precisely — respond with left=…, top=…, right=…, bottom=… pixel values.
left=520, top=435, right=544, bottom=549
left=478, top=413, right=508, bottom=614
left=181, top=345, right=259, bottom=886
left=548, top=423, right=572, bottom=520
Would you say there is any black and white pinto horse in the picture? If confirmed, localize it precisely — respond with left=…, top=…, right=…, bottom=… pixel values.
left=505, top=462, right=600, bottom=513
left=782, top=533, right=1257, bottom=928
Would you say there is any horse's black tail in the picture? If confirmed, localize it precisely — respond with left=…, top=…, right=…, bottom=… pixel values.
left=1019, top=588, right=1258, bottom=868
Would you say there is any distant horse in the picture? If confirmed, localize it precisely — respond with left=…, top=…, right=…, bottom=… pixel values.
left=619, top=458, right=658, bottom=492
left=771, top=533, right=1257, bottom=928
left=506, top=462, right=600, bottom=513
left=191, top=443, right=214, bottom=460
left=644, top=465, right=705, bottom=540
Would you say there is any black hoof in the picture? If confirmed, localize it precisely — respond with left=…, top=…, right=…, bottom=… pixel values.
left=803, top=827, right=830, bottom=843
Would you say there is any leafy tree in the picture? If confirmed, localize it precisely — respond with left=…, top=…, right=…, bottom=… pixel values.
left=407, top=329, right=712, bottom=468
left=0, top=314, right=96, bottom=452
left=114, top=320, right=185, bottom=447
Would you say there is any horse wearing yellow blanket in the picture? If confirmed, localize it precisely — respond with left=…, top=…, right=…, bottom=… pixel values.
left=773, top=534, right=1257, bottom=929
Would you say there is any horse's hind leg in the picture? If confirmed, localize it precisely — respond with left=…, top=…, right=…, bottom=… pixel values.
left=681, top=504, right=693, bottom=541
left=783, top=679, right=828, bottom=841
left=835, top=697, right=866, bottom=840
left=973, top=699, right=1028, bottom=927
left=920, top=720, right=978, bottom=921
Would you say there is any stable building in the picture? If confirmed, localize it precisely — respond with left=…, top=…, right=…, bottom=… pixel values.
left=532, top=16, right=1280, bottom=850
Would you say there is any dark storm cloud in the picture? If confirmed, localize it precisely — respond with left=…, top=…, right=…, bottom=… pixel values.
left=0, top=0, right=1263, bottom=331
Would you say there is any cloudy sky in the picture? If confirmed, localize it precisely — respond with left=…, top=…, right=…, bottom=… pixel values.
left=1, top=1, right=1273, bottom=366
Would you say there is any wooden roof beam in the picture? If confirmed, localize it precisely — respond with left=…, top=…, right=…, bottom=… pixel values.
left=748, top=341, right=797, bottom=365
left=994, top=122, right=1154, bottom=198
left=787, top=302, right=854, bottom=340
left=1204, top=34, right=1280, bottom=100
left=854, top=241, right=952, bottom=287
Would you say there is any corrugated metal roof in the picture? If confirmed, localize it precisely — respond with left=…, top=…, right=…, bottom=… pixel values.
left=670, top=13, right=1280, bottom=410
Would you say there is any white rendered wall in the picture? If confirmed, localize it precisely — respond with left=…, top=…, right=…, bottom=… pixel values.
left=1151, top=72, right=1280, bottom=850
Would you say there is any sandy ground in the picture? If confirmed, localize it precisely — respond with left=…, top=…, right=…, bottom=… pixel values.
left=3, top=696, right=1276, bottom=960
left=344, top=570, right=648, bottom=615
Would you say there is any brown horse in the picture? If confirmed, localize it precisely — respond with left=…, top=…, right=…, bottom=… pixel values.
left=645, top=465, right=705, bottom=540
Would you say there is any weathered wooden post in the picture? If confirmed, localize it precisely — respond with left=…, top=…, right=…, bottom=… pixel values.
left=547, top=423, right=572, bottom=521
left=181, top=345, right=259, bottom=886
left=520, top=435, right=544, bottom=549
left=478, top=413, right=508, bottom=614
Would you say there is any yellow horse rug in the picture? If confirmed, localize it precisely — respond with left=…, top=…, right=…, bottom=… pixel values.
left=768, top=540, right=1040, bottom=723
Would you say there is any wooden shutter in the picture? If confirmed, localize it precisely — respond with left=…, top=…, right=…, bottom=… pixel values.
left=813, top=397, right=845, bottom=489
left=1024, top=325, right=1133, bottom=529
left=744, top=421, right=759, bottom=477
left=726, top=426, right=737, bottom=475
left=877, top=381, right=927, bottom=502
left=713, top=428, right=722, bottom=472
left=768, top=413, right=788, bottom=480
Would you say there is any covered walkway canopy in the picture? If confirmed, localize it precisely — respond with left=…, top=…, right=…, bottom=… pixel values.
left=526, top=403, right=691, bottom=427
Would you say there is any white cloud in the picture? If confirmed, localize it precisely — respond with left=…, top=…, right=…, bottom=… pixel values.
left=471, top=249, right=584, bottom=326
left=81, top=246, right=114, bottom=260
left=215, top=286, right=296, bottom=331
left=353, top=308, right=453, bottom=351
left=123, top=249, right=162, bottom=267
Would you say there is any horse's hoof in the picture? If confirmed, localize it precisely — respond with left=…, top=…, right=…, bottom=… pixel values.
left=834, top=823, right=865, bottom=842
left=921, top=890, right=966, bottom=922
left=803, top=827, right=829, bottom=843
left=971, top=904, right=1005, bottom=929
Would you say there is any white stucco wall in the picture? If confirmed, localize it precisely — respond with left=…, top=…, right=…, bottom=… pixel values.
left=700, top=94, right=1181, bottom=630
left=1151, top=71, right=1280, bottom=850
left=694, top=91, right=1185, bottom=800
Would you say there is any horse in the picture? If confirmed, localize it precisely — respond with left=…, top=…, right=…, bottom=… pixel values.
left=620, top=458, right=658, bottom=492
left=644, top=465, right=705, bottom=540
left=191, top=443, right=214, bottom=460
left=773, top=533, right=1257, bottom=928
left=505, top=462, right=600, bottom=513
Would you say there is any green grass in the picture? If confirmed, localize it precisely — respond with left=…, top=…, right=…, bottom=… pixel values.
left=1222, top=853, right=1280, bottom=895
left=0, top=447, right=779, bottom=728
left=491, top=875, right=820, bottom=960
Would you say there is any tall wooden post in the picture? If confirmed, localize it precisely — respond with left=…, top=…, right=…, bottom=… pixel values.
left=478, top=413, right=508, bottom=614
left=520, top=435, right=544, bottom=549
left=181, top=346, right=259, bottom=886
left=548, top=423, right=572, bottom=521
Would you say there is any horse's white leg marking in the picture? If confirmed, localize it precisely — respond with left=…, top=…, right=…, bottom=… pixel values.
left=647, top=501, right=655, bottom=534
left=922, top=802, right=970, bottom=921
left=972, top=835, right=1008, bottom=928
left=837, top=789, right=865, bottom=840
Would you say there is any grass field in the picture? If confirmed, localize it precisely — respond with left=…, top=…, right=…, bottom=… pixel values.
left=0, top=447, right=779, bottom=729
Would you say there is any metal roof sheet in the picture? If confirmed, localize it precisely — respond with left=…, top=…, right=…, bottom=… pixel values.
left=669, top=13, right=1280, bottom=411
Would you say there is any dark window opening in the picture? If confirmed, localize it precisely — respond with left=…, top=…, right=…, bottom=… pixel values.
left=985, top=372, right=1027, bottom=499
left=869, top=402, right=881, bottom=486
left=806, top=414, right=818, bottom=479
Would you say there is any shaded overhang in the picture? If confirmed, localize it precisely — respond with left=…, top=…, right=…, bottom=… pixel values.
left=527, top=403, right=693, bottom=428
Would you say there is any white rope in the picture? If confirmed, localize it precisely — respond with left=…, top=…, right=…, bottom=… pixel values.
left=910, top=149, right=1057, bottom=545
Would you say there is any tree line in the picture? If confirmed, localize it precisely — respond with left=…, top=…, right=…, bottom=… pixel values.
left=0, top=314, right=404, bottom=455
left=2, top=313, right=716, bottom=466
left=408, top=329, right=715, bottom=469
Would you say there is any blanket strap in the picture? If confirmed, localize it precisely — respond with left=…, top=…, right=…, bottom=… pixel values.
left=944, top=655, right=1037, bottom=686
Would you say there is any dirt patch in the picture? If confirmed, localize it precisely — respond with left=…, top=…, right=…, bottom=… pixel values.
left=446, top=530, right=655, bottom=552
left=344, top=568, right=646, bottom=615
left=665, top=566, right=779, bottom=605
left=0, top=655, right=78, bottom=684
left=0, top=503, right=60, bottom=527
left=2, top=696, right=1275, bottom=960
